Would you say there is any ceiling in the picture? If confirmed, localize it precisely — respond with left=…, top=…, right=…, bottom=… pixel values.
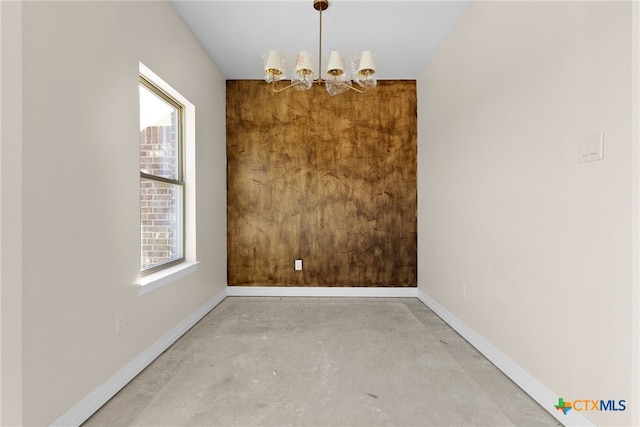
left=170, top=0, right=471, bottom=81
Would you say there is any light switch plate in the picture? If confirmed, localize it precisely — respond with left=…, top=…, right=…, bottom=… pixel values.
left=578, top=131, right=604, bottom=163
left=294, top=259, right=303, bottom=271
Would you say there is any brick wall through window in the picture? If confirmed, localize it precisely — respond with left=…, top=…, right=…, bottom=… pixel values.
left=140, top=115, right=181, bottom=270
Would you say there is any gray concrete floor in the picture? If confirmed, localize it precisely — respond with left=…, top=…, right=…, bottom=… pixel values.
left=83, top=297, right=561, bottom=426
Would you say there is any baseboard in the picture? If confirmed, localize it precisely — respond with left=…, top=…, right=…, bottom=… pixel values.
left=50, top=288, right=228, bottom=427
left=226, top=286, right=418, bottom=298
left=51, top=286, right=590, bottom=426
left=416, top=288, right=594, bottom=427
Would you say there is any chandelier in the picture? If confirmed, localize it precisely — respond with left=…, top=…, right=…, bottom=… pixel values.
left=263, top=0, right=377, bottom=96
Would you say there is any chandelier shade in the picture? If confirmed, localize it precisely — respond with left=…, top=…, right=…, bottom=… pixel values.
left=295, top=50, right=314, bottom=76
left=357, top=50, right=376, bottom=77
left=326, top=50, right=346, bottom=77
left=264, top=50, right=285, bottom=81
left=262, top=0, right=377, bottom=95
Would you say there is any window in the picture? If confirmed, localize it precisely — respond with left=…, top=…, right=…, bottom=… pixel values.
left=139, top=76, right=185, bottom=273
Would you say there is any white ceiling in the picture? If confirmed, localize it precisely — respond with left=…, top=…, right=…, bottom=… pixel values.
left=170, top=0, right=471, bottom=80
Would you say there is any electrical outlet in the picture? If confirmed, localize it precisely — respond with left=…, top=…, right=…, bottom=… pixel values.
left=578, top=131, right=604, bottom=163
left=116, top=312, right=126, bottom=335
left=295, top=259, right=303, bottom=271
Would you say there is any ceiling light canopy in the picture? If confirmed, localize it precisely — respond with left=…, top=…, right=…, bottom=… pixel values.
left=263, top=0, right=377, bottom=96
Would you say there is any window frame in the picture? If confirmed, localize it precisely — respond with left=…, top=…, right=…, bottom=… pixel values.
left=139, top=75, right=186, bottom=275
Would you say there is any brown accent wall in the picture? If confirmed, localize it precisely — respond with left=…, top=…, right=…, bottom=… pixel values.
left=226, top=80, right=417, bottom=287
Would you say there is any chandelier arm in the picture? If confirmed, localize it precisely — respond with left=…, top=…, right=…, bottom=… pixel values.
left=271, top=79, right=306, bottom=93
left=327, top=73, right=370, bottom=94
left=352, top=73, right=374, bottom=92
left=347, top=84, right=367, bottom=94
left=339, top=82, right=367, bottom=94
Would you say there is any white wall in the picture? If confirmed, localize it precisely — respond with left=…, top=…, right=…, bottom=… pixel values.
left=418, top=1, right=638, bottom=426
left=1, top=1, right=227, bottom=425
left=0, top=1, right=24, bottom=425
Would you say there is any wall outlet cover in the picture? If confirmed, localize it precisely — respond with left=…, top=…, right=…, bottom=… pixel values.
left=578, top=131, right=604, bottom=163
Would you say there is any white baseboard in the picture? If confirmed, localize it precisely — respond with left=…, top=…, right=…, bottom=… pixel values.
left=51, top=286, right=591, bottom=426
left=50, top=288, right=228, bottom=427
left=226, top=286, right=418, bottom=298
left=416, top=288, right=594, bottom=427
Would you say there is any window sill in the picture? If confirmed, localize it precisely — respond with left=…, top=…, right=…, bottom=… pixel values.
left=138, top=261, right=200, bottom=296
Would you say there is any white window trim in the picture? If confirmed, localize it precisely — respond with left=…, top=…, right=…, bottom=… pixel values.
left=138, top=62, right=197, bottom=295
left=138, top=261, right=200, bottom=296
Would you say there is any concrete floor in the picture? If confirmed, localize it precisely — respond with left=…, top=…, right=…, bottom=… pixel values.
left=84, top=297, right=561, bottom=426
